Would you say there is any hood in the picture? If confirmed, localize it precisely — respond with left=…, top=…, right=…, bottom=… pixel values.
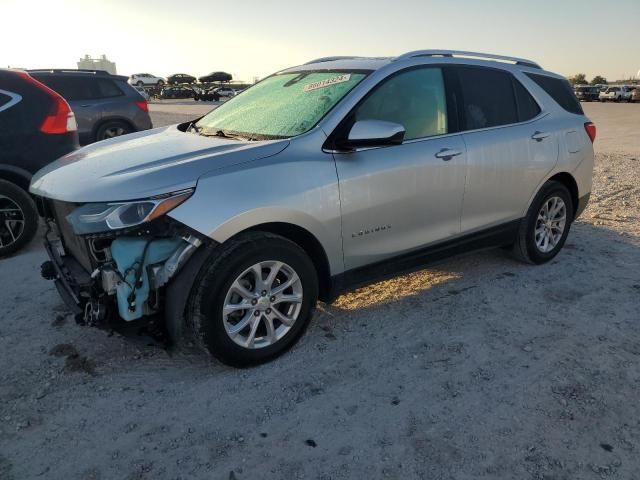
left=29, top=125, right=289, bottom=202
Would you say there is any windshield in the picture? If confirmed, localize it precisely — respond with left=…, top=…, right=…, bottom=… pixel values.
left=195, top=71, right=368, bottom=139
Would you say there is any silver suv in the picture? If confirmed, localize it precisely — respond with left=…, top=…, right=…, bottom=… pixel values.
left=30, top=50, right=595, bottom=366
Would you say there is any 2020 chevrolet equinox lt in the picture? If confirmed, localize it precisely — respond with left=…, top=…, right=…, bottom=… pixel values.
left=30, top=50, right=595, bottom=367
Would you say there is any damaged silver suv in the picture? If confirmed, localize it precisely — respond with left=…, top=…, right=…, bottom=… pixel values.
left=31, top=51, right=595, bottom=366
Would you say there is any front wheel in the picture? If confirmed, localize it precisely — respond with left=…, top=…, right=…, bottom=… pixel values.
left=0, top=180, right=38, bottom=258
left=511, top=181, right=573, bottom=264
left=187, top=232, right=319, bottom=367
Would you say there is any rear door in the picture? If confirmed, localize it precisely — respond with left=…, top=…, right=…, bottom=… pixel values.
left=454, top=66, right=558, bottom=232
left=334, top=66, right=467, bottom=270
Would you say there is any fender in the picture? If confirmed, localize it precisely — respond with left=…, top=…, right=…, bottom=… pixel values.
left=0, top=164, right=32, bottom=190
left=168, top=133, right=344, bottom=275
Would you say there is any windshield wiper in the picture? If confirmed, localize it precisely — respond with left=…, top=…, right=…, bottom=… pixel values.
left=187, top=122, right=202, bottom=134
left=200, top=129, right=256, bottom=141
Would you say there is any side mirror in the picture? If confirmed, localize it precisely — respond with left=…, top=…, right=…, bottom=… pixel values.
left=340, top=120, right=405, bottom=150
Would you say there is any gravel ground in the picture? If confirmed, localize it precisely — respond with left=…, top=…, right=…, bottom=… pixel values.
left=1, top=102, right=639, bottom=480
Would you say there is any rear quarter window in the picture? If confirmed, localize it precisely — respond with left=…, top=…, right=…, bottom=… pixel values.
left=525, top=73, right=583, bottom=115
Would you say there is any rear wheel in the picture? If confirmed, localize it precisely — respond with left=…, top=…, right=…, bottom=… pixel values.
left=187, top=232, right=318, bottom=367
left=0, top=180, right=38, bottom=258
left=136, top=81, right=144, bottom=87
left=512, top=181, right=573, bottom=265
left=95, top=121, right=132, bottom=142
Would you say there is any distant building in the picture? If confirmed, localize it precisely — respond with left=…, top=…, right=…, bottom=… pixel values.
left=77, top=54, right=116, bottom=74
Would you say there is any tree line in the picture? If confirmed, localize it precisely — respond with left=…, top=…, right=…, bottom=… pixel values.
left=568, top=74, right=607, bottom=85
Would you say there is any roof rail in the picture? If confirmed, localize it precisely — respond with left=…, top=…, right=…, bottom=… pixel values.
left=27, top=68, right=112, bottom=76
left=304, top=56, right=364, bottom=65
left=394, top=50, right=541, bottom=69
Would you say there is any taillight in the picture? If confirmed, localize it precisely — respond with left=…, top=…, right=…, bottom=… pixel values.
left=134, top=100, right=148, bottom=112
left=40, top=96, right=77, bottom=134
left=14, top=71, right=77, bottom=134
left=584, top=122, right=596, bottom=143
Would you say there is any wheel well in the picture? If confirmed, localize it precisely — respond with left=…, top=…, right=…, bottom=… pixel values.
left=548, top=172, right=579, bottom=219
left=92, top=117, right=136, bottom=141
left=0, top=170, right=30, bottom=193
left=245, top=222, right=332, bottom=301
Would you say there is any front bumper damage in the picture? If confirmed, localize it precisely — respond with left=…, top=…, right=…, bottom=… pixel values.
left=39, top=198, right=205, bottom=328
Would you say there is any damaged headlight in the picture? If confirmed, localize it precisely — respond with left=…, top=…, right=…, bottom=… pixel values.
left=66, top=189, right=193, bottom=235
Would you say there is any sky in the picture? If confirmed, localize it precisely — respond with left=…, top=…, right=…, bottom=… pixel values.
left=2, top=0, right=639, bottom=82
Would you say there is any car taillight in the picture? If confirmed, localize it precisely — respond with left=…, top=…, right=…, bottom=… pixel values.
left=40, top=96, right=77, bottom=134
left=14, top=71, right=77, bottom=134
left=584, top=122, right=596, bottom=143
left=134, top=100, right=148, bottom=112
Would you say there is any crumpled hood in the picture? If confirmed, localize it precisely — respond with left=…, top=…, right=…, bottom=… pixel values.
left=29, top=125, right=289, bottom=202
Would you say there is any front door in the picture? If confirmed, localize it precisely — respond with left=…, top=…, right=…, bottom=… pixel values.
left=333, top=67, right=467, bottom=270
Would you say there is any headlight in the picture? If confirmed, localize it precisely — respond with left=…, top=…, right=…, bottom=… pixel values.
left=66, top=189, right=193, bottom=235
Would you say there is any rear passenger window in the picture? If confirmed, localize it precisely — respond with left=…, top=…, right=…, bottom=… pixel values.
left=513, top=79, right=541, bottom=121
left=93, top=79, right=123, bottom=98
left=456, top=67, right=518, bottom=130
left=525, top=73, right=583, bottom=115
left=354, top=67, right=448, bottom=140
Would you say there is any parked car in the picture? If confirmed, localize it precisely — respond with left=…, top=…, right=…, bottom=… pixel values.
left=193, top=88, right=220, bottom=102
left=167, top=73, right=196, bottom=85
left=574, top=85, right=600, bottom=101
left=213, top=87, right=236, bottom=98
left=198, top=71, right=232, bottom=83
left=31, top=50, right=595, bottom=366
left=29, top=69, right=152, bottom=145
left=0, top=69, right=79, bottom=257
left=129, top=73, right=165, bottom=87
left=599, top=85, right=632, bottom=102
left=160, top=86, right=194, bottom=99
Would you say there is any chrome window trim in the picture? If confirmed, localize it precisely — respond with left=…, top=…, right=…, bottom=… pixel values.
left=325, top=108, right=550, bottom=154
left=0, top=89, right=22, bottom=113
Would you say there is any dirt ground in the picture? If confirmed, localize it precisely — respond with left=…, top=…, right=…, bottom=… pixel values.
left=1, top=102, right=639, bottom=480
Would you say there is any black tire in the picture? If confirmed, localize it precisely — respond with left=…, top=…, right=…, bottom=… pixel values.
left=157, top=80, right=165, bottom=86
left=512, top=181, right=573, bottom=265
left=0, top=180, right=38, bottom=258
left=136, top=81, right=144, bottom=87
left=187, top=232, right=319, bottom=367
left=95, top=121, right=133, bottom=142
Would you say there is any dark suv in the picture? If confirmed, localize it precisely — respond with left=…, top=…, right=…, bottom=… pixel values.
left=0, top=69, right=79, bottom=256
left=28, top=69, right=152, bottom=145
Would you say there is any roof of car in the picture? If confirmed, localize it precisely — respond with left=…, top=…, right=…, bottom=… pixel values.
left=284, top=50, right=549, bottom=76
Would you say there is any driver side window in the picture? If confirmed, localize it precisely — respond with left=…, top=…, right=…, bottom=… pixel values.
left=354, top=68, right=448, bottom=141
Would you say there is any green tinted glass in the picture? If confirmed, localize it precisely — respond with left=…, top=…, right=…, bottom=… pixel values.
left=354, top=68, right=447, bottom=140
left=196, top=72, right=367, bottom=139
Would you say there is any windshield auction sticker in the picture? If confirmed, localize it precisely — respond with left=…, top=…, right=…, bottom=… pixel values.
left=303, top=74, right=352, bottom=92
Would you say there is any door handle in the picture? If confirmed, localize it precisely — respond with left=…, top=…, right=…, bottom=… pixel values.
left=531, top=131, right=550, bottom=142
left=434, top=148, right=462, bottom=161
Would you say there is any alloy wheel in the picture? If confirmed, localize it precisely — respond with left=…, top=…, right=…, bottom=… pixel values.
left=0, top=195, right=25, bottom=249
left=102, top=126, right=126, bottom=139
left=222, top=260, right=303, bottom=349
left=535, top=196, right=566, bottom=253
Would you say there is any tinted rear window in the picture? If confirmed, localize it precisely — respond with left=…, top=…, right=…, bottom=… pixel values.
left=456, top=67, right=518, bottom=130
left=525, top=73, right=583, bottom=115
left=513, top=79, right=541, bottom=121
left=33, top=75, right=124, bottom=101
